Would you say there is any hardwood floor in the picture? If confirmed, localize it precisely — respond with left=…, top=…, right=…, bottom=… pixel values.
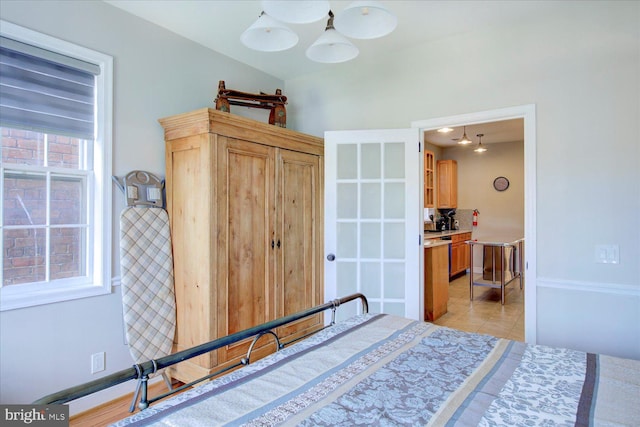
left=432, top=272, right=525, bottom=341
left=70, top=380, right=181, bottom=426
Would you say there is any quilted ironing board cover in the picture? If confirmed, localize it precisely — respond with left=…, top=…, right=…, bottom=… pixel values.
left=120, top=207, right=176, bottom=363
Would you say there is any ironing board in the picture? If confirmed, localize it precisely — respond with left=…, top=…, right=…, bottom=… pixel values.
left=120, top=207, right=175, bottom=361
left=118, top=171, right=176, bottom=410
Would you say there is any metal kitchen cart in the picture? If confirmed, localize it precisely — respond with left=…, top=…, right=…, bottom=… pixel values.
left=466, top=238, right=524, bottom=304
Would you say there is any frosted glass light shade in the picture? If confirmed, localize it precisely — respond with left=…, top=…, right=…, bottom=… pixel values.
left=334, top=1, right=397, bottom=39
left=262, top=0, right=330, bottom=24
left=474, top=144, right=487, bottom=153
left=458, top=126, right=472, bottom=145
left=474, top=134, right=487, bottom=152
left=241, top=12, right=298, bottom=52
left=306, top=28, right=359, bottom=63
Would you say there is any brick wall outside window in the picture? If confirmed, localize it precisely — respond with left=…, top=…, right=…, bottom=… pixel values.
left=2, top=128, right=85, bottom=286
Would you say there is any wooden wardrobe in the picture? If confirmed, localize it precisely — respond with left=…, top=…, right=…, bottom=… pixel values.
left=159, top=109, right=324, bottom=383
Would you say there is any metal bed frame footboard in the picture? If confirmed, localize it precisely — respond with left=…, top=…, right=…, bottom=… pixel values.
left=34, top=293, right=368, bottom=411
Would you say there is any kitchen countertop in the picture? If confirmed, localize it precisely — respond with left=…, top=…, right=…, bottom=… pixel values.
left=424, top=229, right=473, bottom=238
left=467, top=237, right=524, bottom=246
left=424, top=239, right=452, bottom=248
left=423, top=229, right=472, bottom=247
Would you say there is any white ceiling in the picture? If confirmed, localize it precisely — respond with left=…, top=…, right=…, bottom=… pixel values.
left=424, top=119, right=524, bottom=148
left=104, top=0, right=560, bottom=81
left=104, top=1, right=534, bottom=146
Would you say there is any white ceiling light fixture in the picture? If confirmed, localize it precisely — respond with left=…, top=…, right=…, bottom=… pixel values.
left=474, top=133, right=488, bottom=153
left=333, top=1, right=397, bottom=39
left=262, top=0, right=330, bottom=24
left=241, top=12, right=299, bottom=52
left=306, top=11, right=359, bottom=63
left=458, top=126, right=472, bottom=145
left=242, top=1, right=395, bottom=63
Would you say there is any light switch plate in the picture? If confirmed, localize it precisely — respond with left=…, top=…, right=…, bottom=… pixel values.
left=595, top=244, right=619, bottom=264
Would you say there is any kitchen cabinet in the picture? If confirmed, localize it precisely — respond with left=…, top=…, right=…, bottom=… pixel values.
left=159, top=108, right=324, bottom=383
left=424, top=150, right=434, bottom=208
left=424, top=243, right=449, bottom=321
left=437, top=160, right=457, bottom=208
left=450, top=232, right=472, bottom=279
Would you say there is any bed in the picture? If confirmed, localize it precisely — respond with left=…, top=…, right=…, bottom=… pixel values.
left=36, top=294, right=640, bottom=426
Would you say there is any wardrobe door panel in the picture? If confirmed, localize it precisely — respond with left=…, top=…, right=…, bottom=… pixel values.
left=276, top=149, right=323, bottom=340
left=217, top=137, right=275, bottom=362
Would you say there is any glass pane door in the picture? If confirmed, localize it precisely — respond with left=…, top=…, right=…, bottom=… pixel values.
left=325, top=128, right=420, bottom=321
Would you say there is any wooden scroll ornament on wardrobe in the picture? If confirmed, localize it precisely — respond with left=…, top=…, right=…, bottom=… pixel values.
left=214, top=80, right=287, bottom=127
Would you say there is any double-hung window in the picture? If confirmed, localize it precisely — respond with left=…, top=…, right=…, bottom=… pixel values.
left=0, top=21, right=113, bottom=310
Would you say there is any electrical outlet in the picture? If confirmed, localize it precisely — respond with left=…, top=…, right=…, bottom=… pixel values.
left=91, top=352, right=105, bottom=374
left=595, top=244, right=619, bottom=264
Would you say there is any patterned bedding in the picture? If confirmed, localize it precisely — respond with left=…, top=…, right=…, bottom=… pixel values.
left=112, top=314, right=640, bottom=426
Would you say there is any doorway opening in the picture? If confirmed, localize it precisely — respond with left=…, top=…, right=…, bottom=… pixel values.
left=412, top=104, right=537, bottom=344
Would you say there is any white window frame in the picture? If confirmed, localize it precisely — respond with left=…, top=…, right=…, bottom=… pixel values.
left=0, top=20, right=113, bottom=311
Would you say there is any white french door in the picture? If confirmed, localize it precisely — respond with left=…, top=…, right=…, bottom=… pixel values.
left=325, top=128, right=421, bottom=322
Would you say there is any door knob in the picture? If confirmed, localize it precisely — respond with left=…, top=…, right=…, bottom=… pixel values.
left=326, top=253, right=336, bottom=261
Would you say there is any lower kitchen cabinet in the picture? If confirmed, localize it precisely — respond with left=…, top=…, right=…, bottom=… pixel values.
left=450, top=232, right=472, bottom=279
left=424, top=243, right=449, bottom=321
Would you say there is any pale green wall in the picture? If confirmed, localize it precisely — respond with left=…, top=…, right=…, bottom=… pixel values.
left=0, top=0, right=283, bottom=410
left=286, top=1, right=640, bottom=358
left=1, top=0, right=638, bottom=412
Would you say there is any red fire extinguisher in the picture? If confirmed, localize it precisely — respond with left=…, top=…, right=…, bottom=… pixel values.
left=473, top=209, right=479, bottom=227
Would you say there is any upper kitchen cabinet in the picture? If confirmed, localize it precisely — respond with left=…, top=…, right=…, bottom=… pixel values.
left=424, top=150, right=434, bottom=208
left=437, top=159, right=457, bottom=208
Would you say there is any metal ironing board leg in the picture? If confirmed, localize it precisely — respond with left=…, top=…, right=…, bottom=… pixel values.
left=129, top=377, right=142, bottom=413
left=162, top=372, right=172, bottom=391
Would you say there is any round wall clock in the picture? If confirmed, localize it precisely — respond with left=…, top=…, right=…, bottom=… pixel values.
left=493, top=176, right=510, bottom=191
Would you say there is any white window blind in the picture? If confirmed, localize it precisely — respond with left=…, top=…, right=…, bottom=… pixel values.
left=0, top=36, right=100, bottom=140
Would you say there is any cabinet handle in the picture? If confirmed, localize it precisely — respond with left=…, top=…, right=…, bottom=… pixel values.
left=327, top=253, right=336, bottom=261
left=277, top=240, right=281, bottom=249
left=271, top=240, right=275, bottom=249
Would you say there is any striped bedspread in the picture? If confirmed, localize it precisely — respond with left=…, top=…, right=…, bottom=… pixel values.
left=113, top=314, right=640, bottom=426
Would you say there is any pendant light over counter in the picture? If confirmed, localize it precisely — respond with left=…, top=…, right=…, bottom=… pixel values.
left=241, top=1, right=397, bottom=64
left=474, top=133, right=488, bottom=153
left=457, top=126, right=472, bottom=145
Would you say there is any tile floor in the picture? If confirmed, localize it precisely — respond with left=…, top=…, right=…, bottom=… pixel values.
left=432, top=272, right=525, bottom=341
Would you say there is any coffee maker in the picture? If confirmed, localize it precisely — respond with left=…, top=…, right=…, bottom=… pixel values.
left=437, top=208, right=457, bottom=231
left=435, top=216, right=448, bottom=231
